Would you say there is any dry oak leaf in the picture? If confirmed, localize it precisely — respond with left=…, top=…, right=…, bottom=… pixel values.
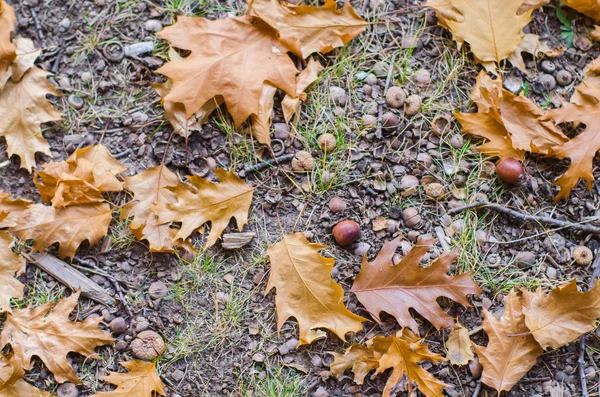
left=282, top=58, right=324, bottom=124
left=521, top=280, right=600, bottom=349
left=351, top=236, right=481, bottom=334
left=445, top=322, right=474, bottom=365
left=474, top=290, right=543, bottom=394
left=561, top=0, right=600, bottom=20
left=249, top=83, right=277, bottom=146
left=10, top=37, right=40, bottom=83
left=156, top=15, right=298, bottom=128
left=8, top=202, right=112, bottom=259
left=0, top=66, right=61, bottom=171
left=0, top=354, right=53, bottom=397
left=0, top=190, right=31, bottom=224
left=155, top=169, right=253, bottom=248
left=0, top=292, right=115, bottom=384
left=427, top=0, right=548, bottom=73
left=266, top=232, right=367, bottom=345
left=0, top=0, right=16, bottom=66
left=89, top=360, right=166, bottom=397
left=248, top=0, right=367, bottom=59
left=330, top=329, right=447, bottom=397
left=0, top=231, right=24, bottom=313
left=570, top=54, right=600, bottom=107
left=121, top=165, right=194, bottom=252
left=35, top=144, right=125, bottom=207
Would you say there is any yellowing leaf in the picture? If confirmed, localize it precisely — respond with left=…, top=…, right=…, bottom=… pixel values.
left=0, top=231, right=24, bottom=313
left=282, top=58, right=324, bottom=123
left=474, top=290, right=543, bottom=394
left=522, top=280, right=600, bottom=349
left=156, top=15, right=298, bottom=128
left=248, top=0, right=367, bottom=59
left=0, top=191, right=31, bottom=224
left=0, top=67, right=61, bottom=171
left=90, top=360, right=166, bottom=397
left=121, top=165, right=193, bottom=252
left=8, top=203, right=112, bottom=259
left=10, top=37, right=40, bottom=83
left=330, top=329, right=447, bottom=397
left=561, top=0, right=600, bottom=20
left=0, top=292, right=115, bottom=384
left=266, top=232, right=367, bottom=345
left=155, top=169, right=253, bottom=248
left=351, top=236, right=481, bottom=334
left=428, top=0, right=548, bottom=72
left=445, top=322, right=474, bottom=365
left=0, top=354, right=53, bottom=397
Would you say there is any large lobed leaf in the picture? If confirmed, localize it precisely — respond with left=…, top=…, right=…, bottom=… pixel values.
left=0, top=354, right=53, bottom=397
left=0, top=292, right=115, bottom=384
left=0, top=0, right=16, bottom=87
left=266, top=232, right=367, bottom=345
left=351, top=236, right=481, bottom=333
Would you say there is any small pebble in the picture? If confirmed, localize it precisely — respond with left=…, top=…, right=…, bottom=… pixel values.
left=109, top=317, right=127, bottom=334
left=546, top=266, right=558, bottom=280
left=365, top=73, right=378, bottom=85
left=59, top=18, right=71, bottom=30
left=354, top=242, right=371, bottom=256
left=329, top=86, right=347, bottom=105
left=57, top=383, right=79, bottom=397
left=328, top=196, right=346, bottom=213
left=252, top=353, right=266, bottom=363
left=148, top=281, right=168, bottom=300
left=273, top=123, right=290, bottom=140
left=145, top=19, right=163, bottom=32
left=80, top=72, right=92, bottom=83
left=68, top=95, right=84, bottom=109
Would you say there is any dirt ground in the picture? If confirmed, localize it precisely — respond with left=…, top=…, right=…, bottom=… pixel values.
left=2, top=0, right=600, bottom=396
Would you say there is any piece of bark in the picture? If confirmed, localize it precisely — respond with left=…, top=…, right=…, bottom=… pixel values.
left=23, top=252, right=114, bottom=305
left=222, top=232, right=256, bottom=250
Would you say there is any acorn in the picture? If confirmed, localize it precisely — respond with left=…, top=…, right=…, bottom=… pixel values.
left=573, top=246, right=593, bottom=265
left=333, top=220, right=361, bottom=246
left=496, top=158, right=524, bottom=185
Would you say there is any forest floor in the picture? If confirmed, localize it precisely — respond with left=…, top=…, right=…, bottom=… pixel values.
left=2, top=0, right=600, bottom=396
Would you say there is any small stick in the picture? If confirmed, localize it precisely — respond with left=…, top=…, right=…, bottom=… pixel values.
left=244, top=153, right=294, bottom=173
left=113, top=148, right=133, bottom=159
left=29, top=8, right=45, bottom=41
left=448, top=201, right=600, bottom=234
left=578, top=252, right=600, bottom=396
left=375, top=58, right=396, bottom=139
left=472, top=380, right=482, bottom=397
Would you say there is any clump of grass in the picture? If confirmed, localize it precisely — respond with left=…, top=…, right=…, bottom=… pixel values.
left=237, top=366, right=307, bottom=397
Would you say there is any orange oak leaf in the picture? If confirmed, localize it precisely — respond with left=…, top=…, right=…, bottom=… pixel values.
left=522, top=280, right=600, bottom=349
left=10, top=37, right=40, bottom=83
left=0, top=66, right=61, bottom=171
left=248, top=0, right=367, bottom=59
left=330, top=329, right=447, bottom=397
left=249, top=83, right=277, bottom=146
left=266, top=232, right=367, bottom=345
left=0, top=354, right=53, bottom=397
left=0, top=292, right=115, bottom=384
left=0, top=191, right=31, bottom=224
left=445, top=322, right=474, bottom=365
left=7, top=202, right=112, bottom=259
left=561, top=0, right=600, bottom=20
left=0, top=231, right=24, bottom=313
left=121, top=165, right=194, bottom=252
left=156, top=15, right=298, bottom=128
left=351, top=236, right=481, bottom=334
left=427, top=0, right=549, bottom=73
left=474, top=290, right=543, bottom=394
left=282, top=58, right=324, bottom=123
left=154, top=169, right=254, bottom=248
left=89, top=360, right=166, bottom=397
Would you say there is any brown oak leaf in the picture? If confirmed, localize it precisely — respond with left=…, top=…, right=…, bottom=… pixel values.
left=266, top=232, right=367, bottom=345
left=0, top=66, right=61, bottom=171
left=248, top=0, right=367, bottom=59
left=0, top=292, right=115, bottom=384
left=282, top=58, right=324, bottom=123
left=351, top=236, right=481, bottom=334
left=0, top=0, right=16, bottom=86
left=561, top=0, right=600, bottom=20
left=474, top=290, right=543, bottom=394
left=0, top=231, right=24, bottom=313
left=249, top=83, right=277, bottom=146
left=0, top=354, right=53, bottom=397
left=89, top=360, right=166, bottom=397
left=0, top=191, right=31, bottom=224
left=522, top=280, right=600, bottom=349
left=156, top=15, right=298, bottom=128
left=154, top=169, right=254, bottom=248
left=330, top=329, right=447, bottom=397
left=8, top=202, right=112, bottom=259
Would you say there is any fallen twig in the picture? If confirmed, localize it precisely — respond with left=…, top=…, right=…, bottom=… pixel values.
left=448, top=201, right=600, bottom=235
left=375, top=58, right=395, bottom=139
left=578, top=251, right=600, bottom=397
left=243, top=153, right=294, bottom=173
left=29, top=8, right=45, bottom=41
left=472, top=380, right=482, bottom=397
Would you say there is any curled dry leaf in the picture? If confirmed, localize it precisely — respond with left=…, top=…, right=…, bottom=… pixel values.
left=330, top=329, right=447, bottom=397
left=474, top=290, right=543, bottom=394
left=155, top=169, right=254, bottom=248
left=121, top=165, right=194, bottom=252
left=0, top=66, right=61, bottom=171
left=89, top=360, right=166, bottom=397
left=7, top=202, right=113, bottom=259
left=282, top=58, right=324, bottom=123
left=248, top=0, right=367, bottom=59
left=351, top=236, right=481, bottom=334
left=266, top=232, right=367, bottom=345
left=445, top=322, right=474, bottom=365
left=249, top=83, right=277, bottom=146
left=156, top=15, right=297, bottom=128
left=427, top=0, right=550, bottom=73
left=0, top=231, right=24, bottom=313
left=0, top=354, right=53, bottom=397
left=522, top=280, right=600, bottom=349
left=0, top=292, right=115, bottom=384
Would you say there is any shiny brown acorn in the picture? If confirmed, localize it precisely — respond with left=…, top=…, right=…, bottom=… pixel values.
left=333, top=220, right=360, bottom=246
left=496, top=158, right=524, bottom=185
